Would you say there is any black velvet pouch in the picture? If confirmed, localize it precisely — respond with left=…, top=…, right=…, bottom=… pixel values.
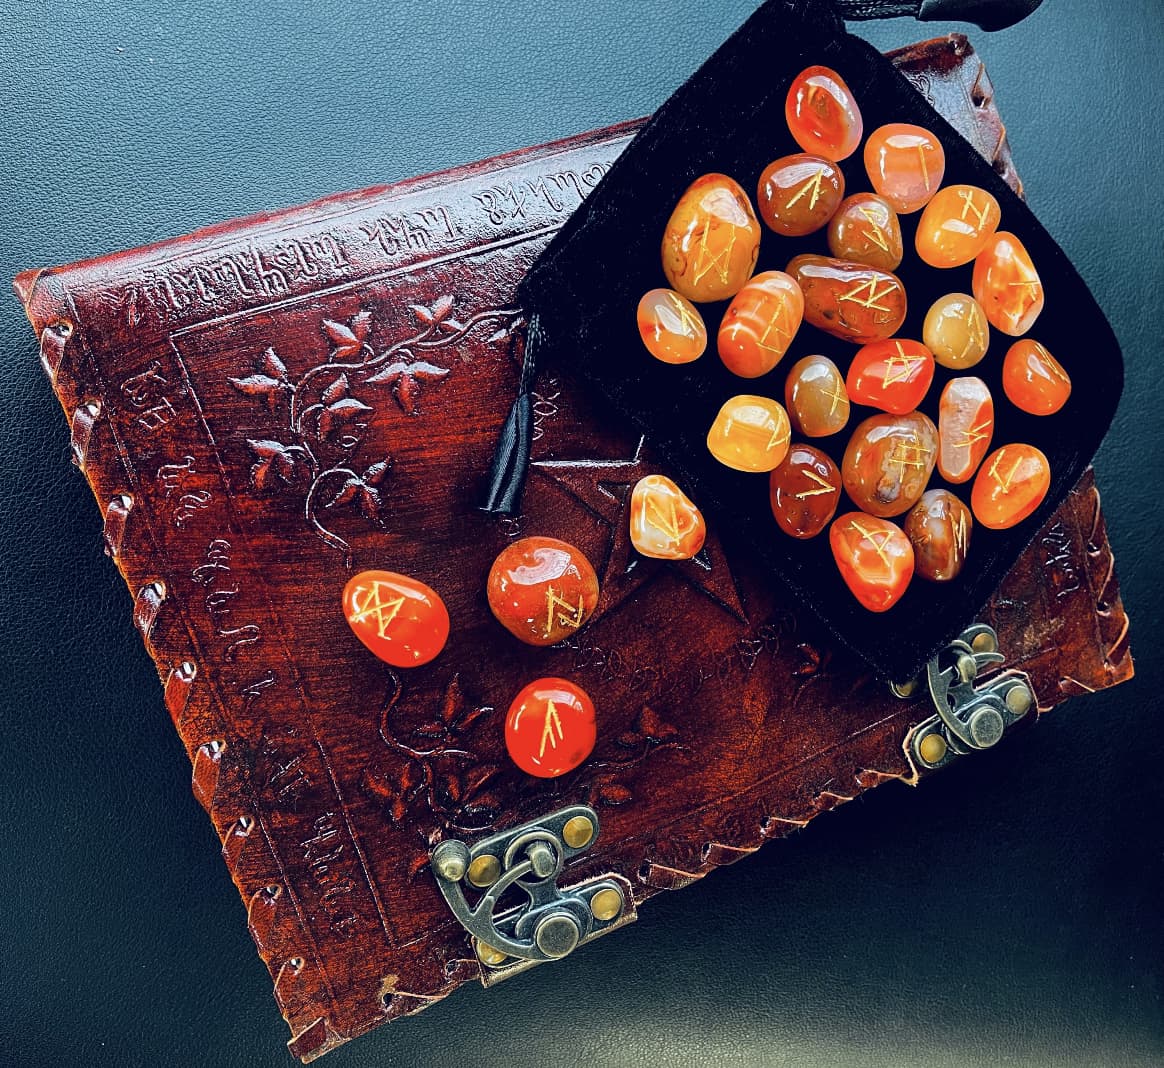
left=488, top=0, right=1122, bottom=679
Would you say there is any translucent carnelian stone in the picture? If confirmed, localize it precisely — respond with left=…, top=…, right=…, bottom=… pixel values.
left=915, top=184, right=1001, bottom=268
left=923, top=293, right=990, bottom=370
left=785, top=65, right=863, bottom=161
left=829, top=512, right=914, bottom=612
left=972, top=231, right=1044, bottom=336
left=1002, top=339, right=1071, bottom=415
left=827, top=193, right=903, bottom=271
left=785, top=354, right=850, bottom=437
left=769, top=444, right=842, bottom=539
left=863, top=123, right=945, bottom=213
left=938, top=376, right=994, bottom=484
left=842, top=410, right=938, bottom=518
left=343, top=570, right=450, bottom=668
left=787, top=254, right=907, bottom=344
left=637, top=288, right=707, bottom=364
left=717, top=270, right=804, bottom=378
left=707, top=395, right=790, bottom=472
left=505, top=678, right=596, bottom=778
left=757, top=154, right=845, bottom=237
left=661, top=173, right=761, bottom=303
left=629, top=475, right=706, bottom=560
left=904, top=489, right=973, bottom=582
left=487, top=537, right=600, bottom=646
left=846, top=338, right=935, bottom=415
left=971, top=444, right=1051, bottom=529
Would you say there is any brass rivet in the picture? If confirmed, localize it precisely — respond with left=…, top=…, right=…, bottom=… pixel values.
left=562, top=815, right=595, bottom=849
left=590, top=887, right=623, bottom=922
left=467, top=854, right=501, bottom=888
left=891, top=677, right=920, bottom=698
left=971, top=631, right=998, bottom=654
left=918, top=732, right=948, bottom=765
left=1006, top=685, right=1033, bottom=715
left=474, top=939, right=508, bottom=967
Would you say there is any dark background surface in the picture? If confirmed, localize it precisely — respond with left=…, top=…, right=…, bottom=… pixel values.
left=1, top=1, right=1160, bottom=1065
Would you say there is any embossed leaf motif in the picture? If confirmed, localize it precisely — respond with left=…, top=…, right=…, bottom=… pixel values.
left=315, top=374, right=374, bottom=441
left=366, top=358, right=450, bottom=415
left=228, top=348, right=291, bottom=409
left=323, top=459, right=392, bottom=522
left=246, top=438, right=307, bottom=490
left=323, top=313, right=371, bottom=360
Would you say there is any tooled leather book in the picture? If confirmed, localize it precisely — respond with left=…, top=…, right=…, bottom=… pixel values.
left=14, top=35, right=1132, bottom=1062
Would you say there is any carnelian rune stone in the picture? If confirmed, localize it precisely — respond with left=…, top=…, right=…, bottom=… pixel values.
left=487, top=537, right=599, bottom=646
left=1002, top=339, right=1072, bottom=415
left=343, top=570, right=450, bottom=668
left=717, top=270, right=804, bottom=378
left=938, top=376, right=995, bottom=484
left=973, top=231, right=1044, bottom=336
left=842, top=410, right=938, bottom=518
left=757, top=154, right=845, bottom=237
left=827, top=193, right=903, bottom=272
left=637, top=288, right=707, bottom=365
left=924, top=292, right=990, bottom=370
left=846, top=338, right=935, bottom=415
left=971, top=444, right=1051, bottom=529
left=915, top=184, right=1001, bottom=268
left=707, top=395, right=790, bottom=472
left=904, top=489, right=973, bottom=582
left=769, top=444, right=842, bottom=539
left=863, top=123, right=945, bottom=213
left=829, top=512, right=914, bottom=612
left=785, top=354, right=850, bottom=438
left=785, top=65, right=863, bottom=161
left=662, top=173, right=761, bottom=303
left=630, top=475, right=706, bottom=560
left=787, top=254, right=907, bottom=344
left=505, top=678, right=596, bottom=779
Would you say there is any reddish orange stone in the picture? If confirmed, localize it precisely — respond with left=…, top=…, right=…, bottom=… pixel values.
left=915, top=184, right=1001, bottom=268
left=717, top=270, right=804, bottom=378
left=1002, top=339, right=1072, bottom=415
left=769, top=444, right=842, bottom=539
left=342, top=570, right=450, bottom=668
left=757, top=154, right=845, bottom=237
left=842, top=410, right=938, bottom=518
left=829, top=512, right=915, bottom=612
left=863, top=123, right=945, bottom=213
left=938, top=376, right=995, bottom=484
left=505, top=678, right=596, bottom=779
left=846, top=338, right=935, bottom=415
left=787, top=254, right=907, bottom=344
left=904, top=489, right=973, bottom=582
left=661, top=173, right=761, bottom=302
left=486, top=537, right=599, bottom=647
left=629, top=475, right=706, bottom=560
left=637, top=288, right=707, bottom=364
left=972, top=231, right=1044, bottom=336
left=971, top=444, right=1051, bottom=530
left=827, top=193, right=903, bottom=271
left=785, top=65, right=863, bottom=161
left=707, top=394, right=790, bottom=473
left=785, top=354, right=850, bottom=437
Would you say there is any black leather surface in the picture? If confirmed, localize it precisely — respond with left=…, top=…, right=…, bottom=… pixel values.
left=2, top=2, right=1160, bottom=1065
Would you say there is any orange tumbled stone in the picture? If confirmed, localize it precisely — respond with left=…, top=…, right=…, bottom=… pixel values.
left=846, top=338, right=935, bottom=415
left=637, top=288, right=707, bottom=364
left=842, top=410, right=938, bottom=518
left=827, top=193, right=903, bottom=271
left=505, top=678, right=596, bottom=779
left=787, top=254, right=907, bottom=344
left=972, top=231, right=1044, bottom=336
left=343, top=570, right=450, bottom=668
left=938, top=376, right=995, bottom=484
left=785, top=354, right=850, bottom=437
left=1002, top=339, right=1072, bottom=415
left=829, top=512, right=914, bottom=612
left=769, top=444, right=842, bottom=539
left=923, top=293, right=990, bottom=370
left=904, top=489, right=973, bottom=582
left=757, top=154, right=845, bottom=237
left=915, top=184, right=1001, bottom=268
left=487, top=537, right=599, bottom=647
left=707, top=394, right=790, bottom=472
left=785, top=65, right=863, bottom=161
left=662, top=173, right=761, bottom=302
left=717, top=270, right=804, bottom=378
left=971, top=444, right=1051, bottom=529
left=629, top=475, right=706, bottom=560
left=863, top=123, right=945, bottom=213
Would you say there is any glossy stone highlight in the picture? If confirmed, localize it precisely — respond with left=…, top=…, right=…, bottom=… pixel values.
left=637, top=288, right=707, bottom=364
left=1002, top=339, right=1071, bottom=415
left=662, top=173, right=761, bottom=303
left=785, top=64, right=863, bottom=161
left=787, top=254, right=907, bottom=344
left=487, top=537, right=599, bottom=646
left=972, top=231, right=1044, bottom=336
left=505, top=678, right=596, bottom=778
left=904, top=489, right=973, bottom=582
left=827, top=193, right=903, bottom=271
left=757, top=154, right=845, bottom=237
left=717, top=270, right=804, bottom=378
left=842, top=410, right=938, bottom=518
left=629, top=475, right=706, bottom=560
left=707, top=395, right=790, bottom=472
left=923, top=293, right=990, bottom=370
left=785, top=354, right=850, bottom=437
left=846, top=338, right=935, bottom=415
left=938, top=376, right=994, bottom=484
left=769, top=444, right=842, bottom=539
left=971, top=444, right=1051, bottom=529
left=863, top=123, right=945, bottom=213
left=829, top=512, right=914, bottom=612
left=343, top=570, right=450, bottom=668
left=915, top=184, right=1001, bottom=268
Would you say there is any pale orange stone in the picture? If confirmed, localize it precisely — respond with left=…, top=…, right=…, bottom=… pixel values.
left=923, top=293, right=990, bottom=370
left=915, top=184, right=1001, bottom=268
left=629, top=475, right=706, bottom=560
left=938, top=377, right=994, bottom=484
left=863, top=123, right=945, bottom=213
left=707, top=395, right=790, bottom=473
left=829, top=512, right=914, bottom=612
left=1002, top=339, right=1071, bottom=415
left=971, top=444, right=1051, bottom=529
left=827, top=193, right=903, bottom=271
left=637, top=288, right=707, bottom=364
left=785, top=65, right=863, bottom=161
left=972, top=231, right=1044, bottom=336
left=784, top=354, right=850, bottom=437
left=717, top=270, right=804, bottom=378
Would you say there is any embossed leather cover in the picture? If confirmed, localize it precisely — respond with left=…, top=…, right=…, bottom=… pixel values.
left=13, top=36, right=1132, bottom=1063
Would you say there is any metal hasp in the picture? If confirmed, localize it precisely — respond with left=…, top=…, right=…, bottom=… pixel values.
left=895, top=623, right=1037, bottom=771
left=429, top=805, right=633, bottom=979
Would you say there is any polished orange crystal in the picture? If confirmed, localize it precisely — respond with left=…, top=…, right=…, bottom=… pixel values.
left=846, top=338, right=935, bottom=415
left=829, top=512, right=914, bottom=612
left=717, top=270, right=804, bottom=378
left=637, top=287, right=707, bottom=364
left=707, top=394, right=790, bottom=472
left=661, top=173, right=761, bottom=302
left=342, top=570, right=450, bottom=668
left=757, top=154, right=845, bottom=237
left=863, top=123, right=945, bottom=213
left=629, top=475, right=706, bottom=560
left=785, top=65, right=863, bottom=161
left=972, top=231, right=1044, bottom=336
left=915, top=184, right=1001, bottom=268
left=971, top=444, right=1051, bottom=529
left=842, top=410, right=938, bottom=518
left=1002, top=339, right=1071, bottom=415
left=784, top=354, right=850, bottom=437
left=904, top=489, right=973, bottom=582
left=486, top=537, right=599, bottom=646
left=938, top=376, right=994, bottom=484
left=769, top=444, right=842, bottom=539
left=787, top=254, right=907, bottom=344
left=827, top=193, right=903, bottom=271
left=505, top=678, right=596, bottom=779
left=923, top=292, right=990, bottom=370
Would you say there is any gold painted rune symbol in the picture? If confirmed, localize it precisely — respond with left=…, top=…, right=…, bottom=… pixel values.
left=916, top=143, right=931, bottom=187
left=544, top=587, right=585, bottom=637
left=838, top=277, right=895, bottom=313
left=881, top=341, right=926, bottom=388
left=858, top=206, right=889, bottom=252
left=954, top=419, right=992, bottom=454
left=794, top=468, right=836, bottom=500
left=539, top=699, right=564, bottom=759
left=822, top=380, right=847, bottom=418
left=1032, top=342, right=1070, bottom=384
left=988, top=451, right=1024, bottom=494
left=786, top=168, right=826, bottom=211
left=665, top=290, right=701, bottom=338
left=693, top=225, right=737, bottom=287
left=766, top=422, right=789, bottom=452
left=887, top=433, right=931, bottom=478
left=348, top=582, right=405, bottom=639
left=644, top=494, right=680, bottom=541
left=849, top=518, right=892, bottom=567
left=959, top=188, right=989, bottom=228
left=757, top=300, right=792, bottom=354
left=953, top=509, right=969, bottom=558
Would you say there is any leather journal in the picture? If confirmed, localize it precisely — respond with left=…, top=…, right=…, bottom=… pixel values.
left=14, top=35, right=1132, bottom=1062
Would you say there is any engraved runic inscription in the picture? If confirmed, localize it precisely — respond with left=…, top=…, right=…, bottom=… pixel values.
left=858, top=207, right=890, bottom=253
left=849, top=518, right=893, bottom=567
left=823, top=381, right=847, bottom=418
left=767, top=422, right=789, bottom=452
left=692, top=224, right=738, bottom=287
left=794, top=468, right=836, bottom=500
left=347, top=582, right=406, bottom=639
left=544, top=587, right=585, bottom=638
left=838, top=277, right=895, bottom=314
left=1033, top=342, right=1071, bottom=384
left=786, top=168, right=826, bottom=212
left=916, top=143, right=932, bottom=187
left=887, top=434, right=931, bottom=478
left=538, top=699, right=565, bottom=759
left=959, top=188, right=990, bottom=228
left=666, top=291, right=701, bottom=339
left=953, top=508, right=969, bottom=557
left=988, top=451, right=1024, bottom=494
left=757, top=299, right=793, bottom=354
left=881, top=341, right=927, bottom=388
left=954, top=420, right=993, bottom=453
left=645, top=494, right=680, bottom=541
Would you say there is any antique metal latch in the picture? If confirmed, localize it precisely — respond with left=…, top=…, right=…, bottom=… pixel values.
left=430, top=805, right=634, bottom=982
left=895, top=623, right=1037, bottom=771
